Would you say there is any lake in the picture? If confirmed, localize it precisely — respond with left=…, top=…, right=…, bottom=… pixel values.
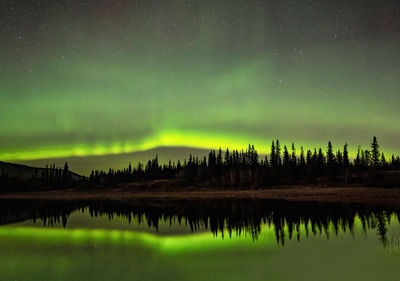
left=0, top=198, right=399, bottom=281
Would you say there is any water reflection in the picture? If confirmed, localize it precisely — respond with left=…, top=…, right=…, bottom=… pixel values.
left=0, top=199, right=398, bottom=246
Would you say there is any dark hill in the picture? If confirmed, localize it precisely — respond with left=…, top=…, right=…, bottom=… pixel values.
left=12, top=146, right=211, bottom=176
left=0, top=161, right=84, bottom=181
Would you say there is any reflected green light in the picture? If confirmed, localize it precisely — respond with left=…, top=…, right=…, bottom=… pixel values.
left=0, top=225, right=277, bottom=254
left=0, top=217, right=398, bottom=281
left=0, top=215, right=386, bottom=254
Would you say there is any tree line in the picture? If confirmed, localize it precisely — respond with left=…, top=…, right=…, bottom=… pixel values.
left=87, top=136, right=399, bottom=188
left=1, top=136, right=400, bottom=191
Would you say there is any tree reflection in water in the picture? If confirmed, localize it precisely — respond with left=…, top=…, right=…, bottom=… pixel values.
left=0, top=199, right=398, bottom=247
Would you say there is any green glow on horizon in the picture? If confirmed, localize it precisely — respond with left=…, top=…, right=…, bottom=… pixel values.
left=0, top=130, right=268, bottom=161
left=1, top=0, right=399, bottom=168
left=0, top=129, right=398, bottom=162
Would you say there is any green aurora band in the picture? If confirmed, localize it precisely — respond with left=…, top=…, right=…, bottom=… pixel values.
left=1, top=1, right=399, bottom=166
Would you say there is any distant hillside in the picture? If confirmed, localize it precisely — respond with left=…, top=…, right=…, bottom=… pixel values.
left=12, top=146, right=211, bottom=176
left=0, top=161, right=83, bottom=181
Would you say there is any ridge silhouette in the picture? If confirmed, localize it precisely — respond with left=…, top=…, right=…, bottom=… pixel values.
left=1, top=136, right=400, bottom=191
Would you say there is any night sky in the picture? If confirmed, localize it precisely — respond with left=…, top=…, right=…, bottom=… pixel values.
left=1, top=0, right=399, bottom=173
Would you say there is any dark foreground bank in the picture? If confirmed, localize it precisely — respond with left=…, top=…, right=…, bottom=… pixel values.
left=1, top=186, right=400, bottom=208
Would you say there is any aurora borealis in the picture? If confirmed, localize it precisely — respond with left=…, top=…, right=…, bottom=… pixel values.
left=1, top=0, right=399, bottom=173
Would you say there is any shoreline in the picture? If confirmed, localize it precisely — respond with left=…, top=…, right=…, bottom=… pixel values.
left=1, top=186, right=400, bottom=209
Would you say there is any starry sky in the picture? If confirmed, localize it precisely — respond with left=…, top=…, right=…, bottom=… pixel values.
left=1, top=0, right=399, bottom=173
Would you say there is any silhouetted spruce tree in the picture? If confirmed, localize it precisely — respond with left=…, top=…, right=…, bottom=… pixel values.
left=300, top=147, right=305, bottom=167
left=306, top=149, right=312, bottom=164
left=251, top=145, right=258, bottom=167
left=224, top=148, right=230, bottom=167
left=146, top=160, right=152, bottom=172
left=354, top=145, right=362, bottom=178
left=217, top=148, right=223, bottom=167
left=306, top=149, right=312, bottom=179
left=343, top=143, right=350, bottom=184
left=336, top=150, right=343, bottom=169
left=326, top=142, right=335, bottom=167
left=364, top=150, right=371, bottom=168
left=283, top=146, right=290, bottom=169
left=317, top=148, right=325, bottom=177
left=371, top=136, right=380, bottom=168
left=343, top=143, right=349, bottom=167
left=326, top=141, right=336, bottom=180
left=270, top=141, right=276, bottom=168
left=138, top=162, right=144, bottom=173
left=381, top=153, right=386, bottom=168
left=291, top=143, right=296, bottom=165
left=290, top=143, right=298, bottom=180
left=264, top=155, right=269, bottom=168
left=282, top=145, right=291, bottom=180
left=276, top=140, right=281, bottom=167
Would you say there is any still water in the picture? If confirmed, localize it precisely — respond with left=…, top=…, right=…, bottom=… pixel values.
left=0, top=199, right=399, bottom=281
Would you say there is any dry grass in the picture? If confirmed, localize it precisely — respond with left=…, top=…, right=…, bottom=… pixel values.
left=1, top=186, right=400, bottom=208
